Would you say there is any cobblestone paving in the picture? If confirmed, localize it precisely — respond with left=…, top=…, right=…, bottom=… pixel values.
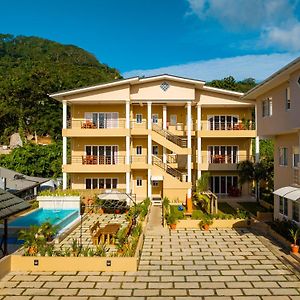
left=1, top=228, right=300, bottom=299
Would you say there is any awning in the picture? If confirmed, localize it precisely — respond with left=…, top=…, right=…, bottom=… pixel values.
left=273, top=186, right=300, bottom=202
left=151, top=176, right=163, bottom=181
left=273, top=186, right=298, bottom=197
left=284, top=189, right=300, bottom=202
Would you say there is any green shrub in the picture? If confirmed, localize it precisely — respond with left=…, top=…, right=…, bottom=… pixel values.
left=191, top=210, right=205, bottom=220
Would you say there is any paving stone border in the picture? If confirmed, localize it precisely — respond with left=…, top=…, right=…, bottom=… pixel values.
left=1, top=228, right=300, bottom=299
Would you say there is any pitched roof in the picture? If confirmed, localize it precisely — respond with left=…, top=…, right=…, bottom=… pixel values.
left=0, top=167, right=48, bottom=195
left=0, top=188, right=31, bottom=220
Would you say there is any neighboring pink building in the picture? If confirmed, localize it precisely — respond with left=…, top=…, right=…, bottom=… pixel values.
left=244, top=57, right=300, bottom=225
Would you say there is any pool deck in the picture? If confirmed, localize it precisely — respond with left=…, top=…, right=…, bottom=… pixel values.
left=54, top=213, right=128, bottom=253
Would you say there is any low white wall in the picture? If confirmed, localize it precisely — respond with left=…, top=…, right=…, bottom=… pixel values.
left=37, top=196, right=81, bottom=211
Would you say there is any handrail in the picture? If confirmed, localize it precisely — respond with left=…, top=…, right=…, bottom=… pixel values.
left=69, top=155, right=126, bottom=165
left=202, top=121, right=256, bottom=131
left=152, top=124, right=187, bottom=148
left=67, top=119, right=126, bottom=129
left=152, top=155, right=185, bottom=182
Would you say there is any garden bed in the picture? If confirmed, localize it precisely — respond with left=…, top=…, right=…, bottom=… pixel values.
left=176, top=218, right=251, bottom=229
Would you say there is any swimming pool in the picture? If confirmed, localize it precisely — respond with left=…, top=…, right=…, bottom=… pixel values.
left=9, top=208, right=79, bottom=230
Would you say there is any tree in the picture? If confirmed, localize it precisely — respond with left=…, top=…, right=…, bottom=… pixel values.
left=207, top=76, right=257, bottom=93
left=0, top=142, right=63, bottom=178
left=237, top=159, right=273, bottom=201
left=0, top=34, right=122, bottom=143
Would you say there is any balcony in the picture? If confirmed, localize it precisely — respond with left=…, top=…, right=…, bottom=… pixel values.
left=199, top=121, right=256, bottom=138
left=199, top=154, right=253, bottom=171
left=293, top=168, right=300, bottom=186
left=130, top=120, right=148, bottom=135
left=62, top=119, right=129, bottom=137
left=63, top=155, right=129, bottom=173
left=131, top=155, right=148, bottom=169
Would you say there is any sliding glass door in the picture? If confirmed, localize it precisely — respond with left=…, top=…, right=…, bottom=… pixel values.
left=85, top=145, right=118, bottom=164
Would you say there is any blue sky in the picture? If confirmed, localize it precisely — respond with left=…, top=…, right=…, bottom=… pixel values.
left=1, top=0, right=300, bottom=81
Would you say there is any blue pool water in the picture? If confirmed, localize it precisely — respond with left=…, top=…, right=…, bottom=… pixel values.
left=9, top=208, right=79, bottom=229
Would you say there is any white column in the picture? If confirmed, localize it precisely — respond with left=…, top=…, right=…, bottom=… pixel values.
left=126, top=172, right=130, bottom=194
left=255, top=136, right=260, bottom=162
left=163, top=105, right=167, bottom=163
left=125, top=101, right=131, bottom=194
left=187, top=102, right=192, bottom=198
left=163, top=105, right=167, bottom=130
left=63, top=101, right=67, bottom=129
left=62, top=101, right=68, bottom=190
left=197, top=105, right=202, bottom=179
left=147, top=102, right=152, bottom=200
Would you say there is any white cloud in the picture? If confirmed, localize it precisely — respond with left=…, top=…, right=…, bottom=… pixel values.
left=262, top=23, right=300, bottom=51
left=186, top=0, right=300, bottom=50
left=123, top=53, right=300, bottom=81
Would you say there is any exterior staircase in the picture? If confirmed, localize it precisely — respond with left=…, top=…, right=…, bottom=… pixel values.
left=152, top=155, right=186, bottom=182
left=152, top=125, right=189, bottom=155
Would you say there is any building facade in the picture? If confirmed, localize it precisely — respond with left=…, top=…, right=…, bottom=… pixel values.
left=51, top=75, right=256, bottom=202
left=244, top=58, right=300, bottom=225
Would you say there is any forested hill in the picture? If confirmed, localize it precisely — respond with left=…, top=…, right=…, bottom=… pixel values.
left=0, top=34, right=122, bottom=143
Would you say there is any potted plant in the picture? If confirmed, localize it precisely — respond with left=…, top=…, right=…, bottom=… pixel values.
left=199, top=215, right=213, bottom=231
left=167, top=213, right=177, bottom=230
left=289, top=228, right=300, bottom=254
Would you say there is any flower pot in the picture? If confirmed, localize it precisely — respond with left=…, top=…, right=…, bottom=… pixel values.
left=170, top=223, right=177, bottom=230
left=291, top=244, right=299, bottom=254
left=115, top=209, right=120, bottom=214
left=203, top=224, right=210, bottom=231
left=98, top=208, right=104, bottom=214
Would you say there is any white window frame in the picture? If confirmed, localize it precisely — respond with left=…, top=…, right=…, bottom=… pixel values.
left=292, top=201, right=300, bottom=223
left=207, top=115, right=239, bottom=130
left=152, top=114, right=158, bottom=124
left=262, top=98, right=272, bottom=117
left=136, top=177, right=143, bottom=187
left=285, top=87, right=291, bottom=111
left=85, top=145, right=119, bottom=164
left=210, top=175, right=238, bottom=195
left=292, top=146, right=299, bottom=168
left=170, top=114, right=177, bottom=126
left=136, top=145, right=142, bottom=155
left=279, top=147, right=288, bottom=166
left=88, top=112, right=119, bottom=128
left=136, top=114, right=143, bottom=124
left=207, top=145, right=239, bottom=164
left=85, top=178, right=118, bottom=189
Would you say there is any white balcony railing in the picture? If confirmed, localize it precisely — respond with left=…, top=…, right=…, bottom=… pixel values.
left=67, top=119, right=126, bottom=129
left=69, top=155, right=125, bottom=165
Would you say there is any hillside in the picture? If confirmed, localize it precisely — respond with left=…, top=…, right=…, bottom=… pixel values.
left=0, top=34, right=122, bottom=143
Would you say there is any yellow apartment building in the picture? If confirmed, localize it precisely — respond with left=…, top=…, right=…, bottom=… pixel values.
left=244, top=57, right=300, bottom=225
left=50, top=75, right=256, bottom=202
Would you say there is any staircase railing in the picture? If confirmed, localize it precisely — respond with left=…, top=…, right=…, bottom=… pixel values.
left=152, top=124, right=187, bottom=148
left=152, top=155, right=185, bottom=182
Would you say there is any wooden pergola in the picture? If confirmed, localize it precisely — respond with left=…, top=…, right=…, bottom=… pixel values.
left=0, top=188, right=31, bottom=257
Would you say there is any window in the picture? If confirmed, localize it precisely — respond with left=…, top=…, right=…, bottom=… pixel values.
left=293, top=147, right=299, bottom=168
left=293, top=154, right=300, bottom=168
left=85, top=178, right=118, bottom=189
left=152, top=145, right=159, bottom=155
left=152, top=180, right=159, bottom=187
left=87, top=112, right=118, bottom=128
left=293, top=202, right=300, bottom=222
left=152, top=114, right=158, bottom=124
left=279, top=197, right=284, bottom=214
left=208, top=145, right=238, bottom=163
left=285, top=87, right=291, bottom=110
left=85, top=145, right=118, bottom=165
left=284, top=197, right=288, bottom=216
left=208, top=115, right=238, bottom=130
left=210, top=176, right=238, bottom=195
left=262, top=98, right=272, bottom=117
left=137, top=177, right=142, bottom=187
left=136, top=114, right=142, bottom=124
left=279, top=147, right=288, bottom=166
left=170, top=114, right=177, bottom=126
left=136, top=146, right=142, bottom=155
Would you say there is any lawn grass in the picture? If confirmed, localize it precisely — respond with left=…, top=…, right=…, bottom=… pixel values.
left=237, top=201, right=269, bottom=215
left=218, top=202, right=237, bottom=215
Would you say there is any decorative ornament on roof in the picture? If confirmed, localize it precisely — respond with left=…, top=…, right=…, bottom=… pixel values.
left=160, top=81, right=170, bottom=92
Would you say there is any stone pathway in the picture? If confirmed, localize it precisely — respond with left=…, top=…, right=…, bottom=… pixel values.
left=1, top=228, right=300, bottom=299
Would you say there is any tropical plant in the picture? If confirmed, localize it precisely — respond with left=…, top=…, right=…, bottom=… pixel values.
left=166, top=213, right=177, bottom=225
left=95, top=244, right=107, bottom=257
left=289, top=228, right=300, bottom=245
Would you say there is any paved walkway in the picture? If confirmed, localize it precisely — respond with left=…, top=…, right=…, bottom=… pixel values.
left=1, top=228, right=300, bottom=299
